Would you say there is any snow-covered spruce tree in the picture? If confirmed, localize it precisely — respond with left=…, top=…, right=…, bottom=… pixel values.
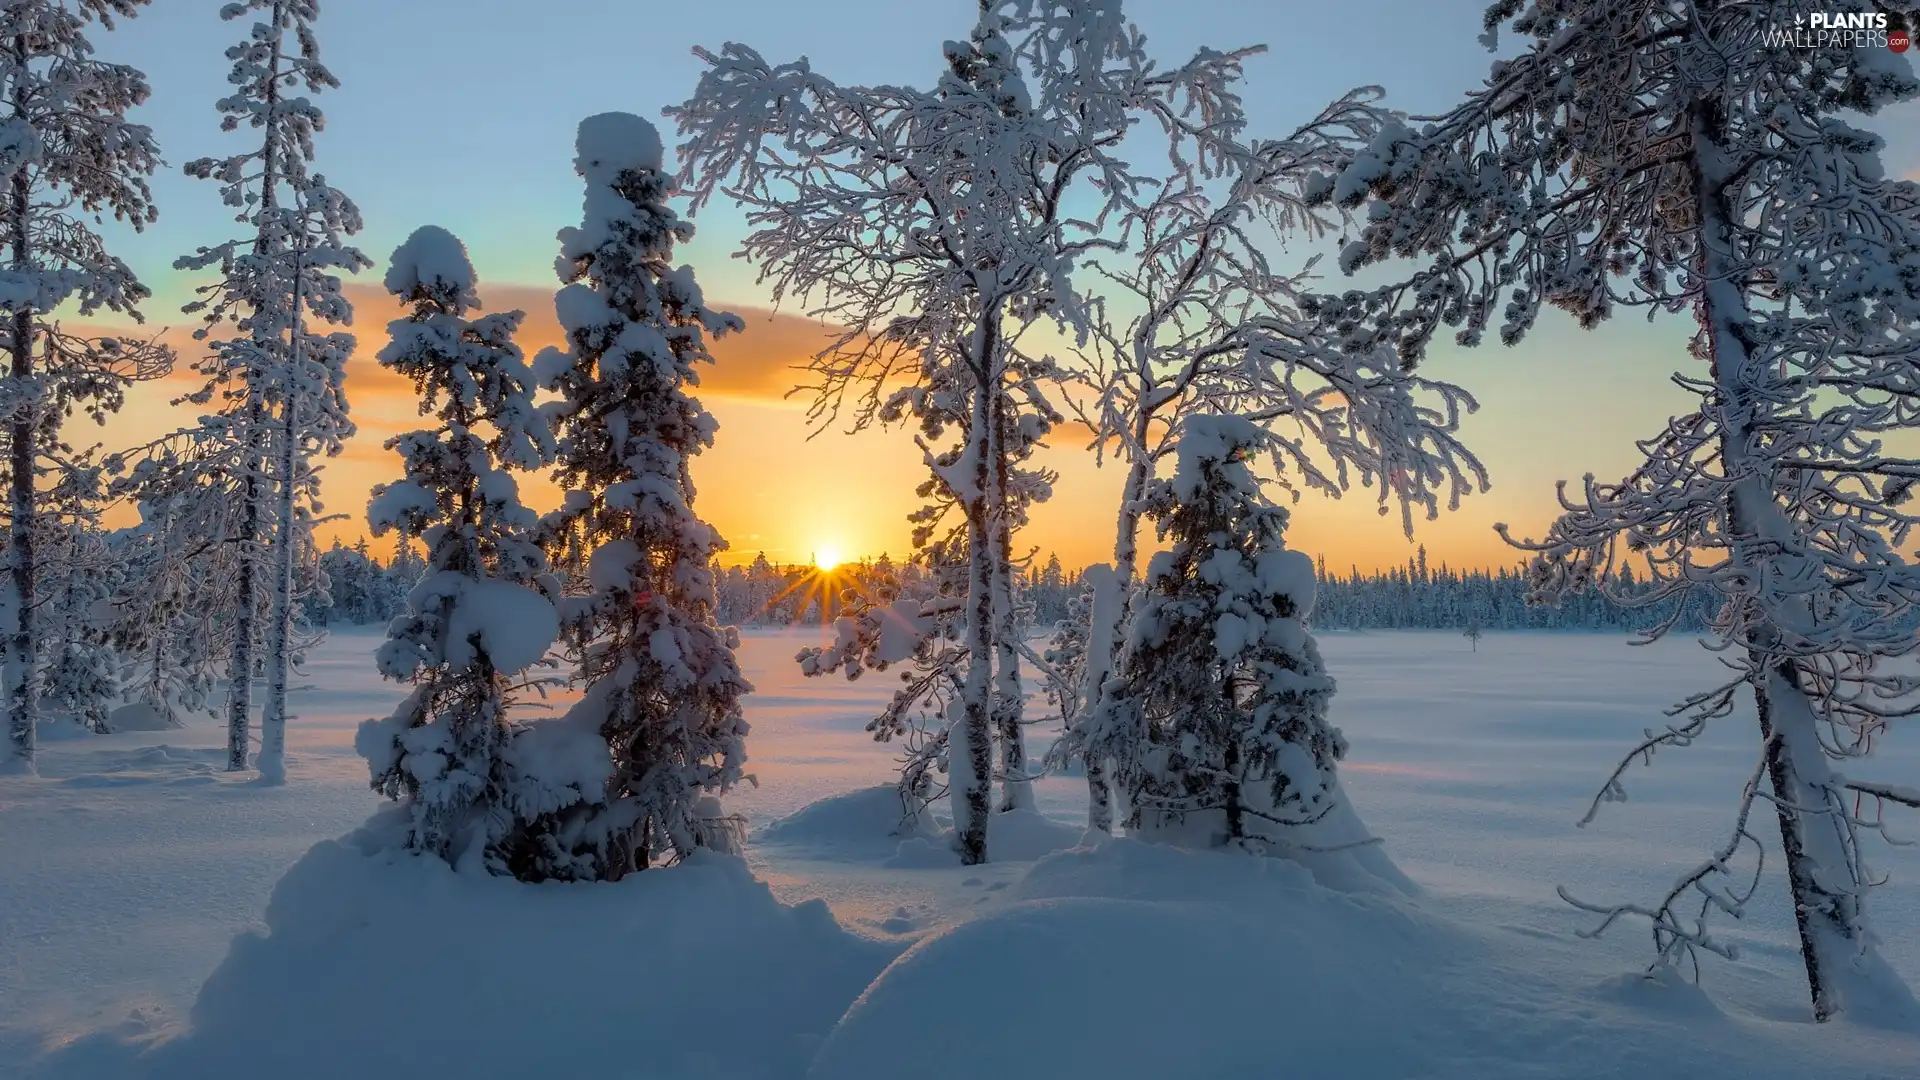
left=1055, top=90, right=1487, bottom=830
left=1092, top=415, right=1358, bottom=860
left=673, top=0, right=1252, bottom=863
left=1324, top=0, right=1920, bottom=1020
left=176, top=0, right=368, bottom=781
left=0, top=0, right=163, bottom=773
left=526, top=114, right=751, bottom=882
left=357, top=226, right=561, bottom=868
left=37, top=493, right=120, bottom=735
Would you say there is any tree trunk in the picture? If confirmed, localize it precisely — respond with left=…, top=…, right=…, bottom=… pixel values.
left=145, top=503, right=173, bottom=719
left=258, top=396, right=300, bottom=785
left=225, top=406, right=263, bottom=772
left=226, top=7, right=286, bottom=775
left=1691, top=97, right=1887, bottom=1023
left=1222, top=738, right=1243, bottom=844
left=3, top=297, right=34, bottom=775
left=988, top=380, right=1031, bottom=812
left=1074, top=451, right=1152, bottom=830
left=951, top=317, right=999, bottom=866
left=4, top=41, right=37, bottom=775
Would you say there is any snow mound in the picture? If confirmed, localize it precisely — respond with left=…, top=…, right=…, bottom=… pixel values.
left=106, top=703, right=176, bottom=733
left=89, top=812, right=898, bottom=1080
left=810, top=838, right=1920, bottom=1080
left=575, top=111, right=664, bottom=179
left=383, top=225, right=478, bottom=307
left=757, top=785, right=931, bottom=850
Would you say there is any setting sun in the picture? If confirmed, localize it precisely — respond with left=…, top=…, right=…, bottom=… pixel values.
left=813, top=546, right=845, bottom=571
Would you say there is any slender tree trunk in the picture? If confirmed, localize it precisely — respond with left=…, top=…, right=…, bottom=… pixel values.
left=1075, top=443, right=1154, bottom=831
left=1111, top=438, right=1152, bottom=584
left=1222, top=739, right=1243, bottom=844
left=225, top=408, right=263, bottom=772
left=145, top=502, right=173, bottom=719
left=4, top=39, right=37, bottom=775
left=952, top=316, right=1000, bottom=865
left=226, top=8, right=285, bottom=775
left=1692, top=98, right=1882, bottom=1023
left=988, top=379, right=1031, bottom=812
left=258, top=396, right=299, bottom=785
left=3, top=302, right=35, bottom=775
left=56, top=564, right=83, bottom=730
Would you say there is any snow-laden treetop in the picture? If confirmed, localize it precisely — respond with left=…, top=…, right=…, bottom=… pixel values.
left=575, top=112, right=665, bottom=182
left=1172, top=413, right=1265, bottom=503
left=383, top=225, right=478, bottom=311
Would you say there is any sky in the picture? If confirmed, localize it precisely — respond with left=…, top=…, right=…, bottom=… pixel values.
left=69, top=0, right=1920, bottom=573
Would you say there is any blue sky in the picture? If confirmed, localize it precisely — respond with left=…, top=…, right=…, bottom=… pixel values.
left=77, top=0, right=1920, bottom=570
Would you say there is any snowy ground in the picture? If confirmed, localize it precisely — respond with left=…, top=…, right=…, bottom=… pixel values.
left=4, top=628, right=1919, bottom=1078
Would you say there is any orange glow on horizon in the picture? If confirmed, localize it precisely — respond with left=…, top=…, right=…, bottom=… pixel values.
left=78, top=279, right=1574, bottom=578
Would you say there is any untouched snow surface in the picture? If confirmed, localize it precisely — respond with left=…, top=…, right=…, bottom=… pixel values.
left=4, top=629, right=1919, bottom=1078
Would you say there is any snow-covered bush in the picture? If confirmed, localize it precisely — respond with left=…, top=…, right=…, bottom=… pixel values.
left=523, top=114, right=752, bottom=881
left=1092, top=415, right=1350, bottom=853
left=358, top=226, right=562, bottom=872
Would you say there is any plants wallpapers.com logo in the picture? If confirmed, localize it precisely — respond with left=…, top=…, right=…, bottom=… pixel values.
left=1763, top=10, right=1911, bottom=50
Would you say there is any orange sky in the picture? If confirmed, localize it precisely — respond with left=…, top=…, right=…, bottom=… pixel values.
left=83, top=279, right=1609, bottom=575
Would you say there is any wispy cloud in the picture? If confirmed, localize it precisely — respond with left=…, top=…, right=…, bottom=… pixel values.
left=337, top=282, right=843, bottom=410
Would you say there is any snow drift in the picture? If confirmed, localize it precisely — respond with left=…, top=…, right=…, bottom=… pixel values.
left=756, top=784, right=933, bottom=852
left=73, top=811, right=898, bottom=1080
left=809, top=837, right=1920, bottom=1080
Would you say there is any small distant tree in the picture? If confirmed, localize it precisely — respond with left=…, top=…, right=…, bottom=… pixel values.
left=358, top=226, right=560, bottom=869
left=1091, top=415, right=1356, bottom=855
left=523, top=114, right=752, bottom=882
left=38, top=473, right=122, bottom=734
left=1463, top=619, right=1482, bottom=653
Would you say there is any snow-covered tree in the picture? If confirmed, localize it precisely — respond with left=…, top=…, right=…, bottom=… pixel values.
left=1325, top=0, right=1920, bottom=1021
left=1463, top=618, right=1482, bottom=653
left=1058, top=87, right=1488, bottom=829
left=673, top=0, right=1255, bottom=863
left=1091, top=415, right=1358, bottom=858
left=175, top=0, right=369, bottom=781
left=111, top=494, right=221, bottom=728
left=38, top=505, right=120, bottom=735
left=358, top=226, right=561, bottom=868
left=526, top=113, right=751, bottom=881
left=1042, top=574, right=1094, bottom=726
left=0, top=0, right=164, bottom=773
left=104, top=428, right=263, bottom=730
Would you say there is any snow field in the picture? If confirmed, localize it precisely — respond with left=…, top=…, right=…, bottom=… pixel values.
left=2, top=628, right=1917, bottom=1078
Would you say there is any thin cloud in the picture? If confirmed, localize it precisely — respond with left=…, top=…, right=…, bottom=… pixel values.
left=336, top=282, right=843, bottom=409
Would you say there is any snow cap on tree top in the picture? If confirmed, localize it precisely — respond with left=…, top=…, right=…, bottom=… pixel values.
left=384, top=225, right=479, bottom=312
left=575, top=112, right=665, bottom=181
left=1173, top=413, right=1265, bottom=501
